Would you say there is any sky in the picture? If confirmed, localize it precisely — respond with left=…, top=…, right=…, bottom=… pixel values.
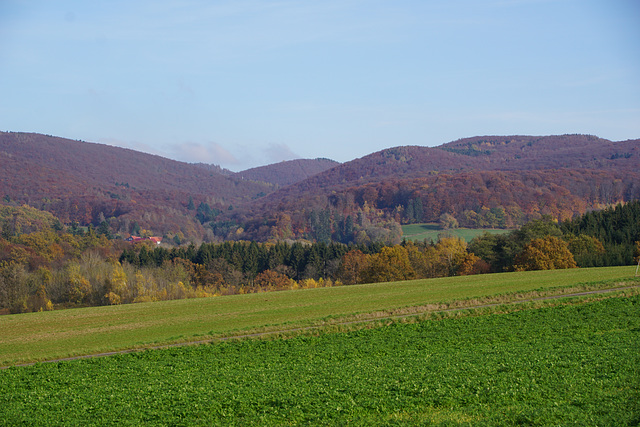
left=1, top=0, right=639, bottom=171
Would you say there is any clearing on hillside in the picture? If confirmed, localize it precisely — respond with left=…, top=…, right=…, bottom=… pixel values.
left=402, top=223, right=510, bottom=243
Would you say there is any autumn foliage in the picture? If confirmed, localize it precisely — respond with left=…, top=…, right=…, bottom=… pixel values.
left=1, top=195, right=639, bottom=314
left=2, top=132, right=639, bottom=244
left=513, top=236, right=577, bottom=271
left=232, top=135, right=640, bottom=242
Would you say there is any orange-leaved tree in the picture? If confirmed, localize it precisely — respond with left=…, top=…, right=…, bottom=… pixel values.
left=254, top=269, right=294, bottom=291
left=337, top=249, right=370, bottom=285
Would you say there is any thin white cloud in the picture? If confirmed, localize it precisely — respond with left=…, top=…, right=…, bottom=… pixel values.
left=169, top=141, right=240, bottom=165
left=99, top=136, right=250, bottom=169
left=99, top=137, right=167, bottom=157
left=263, top=142, right=300, bottom=163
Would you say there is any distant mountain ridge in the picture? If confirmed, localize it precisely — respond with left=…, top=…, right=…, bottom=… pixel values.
left=283, top=135, right=637, bottom=190
left=0, top=132, right=238, bottom=191
left=233, top=134, right=640, bottom=241
left=0, top=132, right=343, bottom=240
left=0, top=132, right=266, bottom=238
left=1, top=132, right=638, bottom=243
left=439, top=134, right=637, bottom=170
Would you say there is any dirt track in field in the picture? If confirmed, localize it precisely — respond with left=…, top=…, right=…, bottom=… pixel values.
left=3, top=284, right=639, bottom=369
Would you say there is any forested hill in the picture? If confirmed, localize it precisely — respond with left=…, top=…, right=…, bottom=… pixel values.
left=0, top=132, right=275, bottom=239
left=232, top=135, right=640, bottom=241
left=438, top=134, right=638, bottom=170
left=265, top=135, right=638, bottom=191
left=2, top=131, right=639, bottom=244
left=235, top=158, right=340, bottom=187
left=0, top=132, right=266, bottom=194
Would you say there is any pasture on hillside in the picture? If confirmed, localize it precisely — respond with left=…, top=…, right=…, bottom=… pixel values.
left=401, top=223, right=510, bottom=243
left=0, top=266, right=637, bottom=366
left=1, top=294, right=638, bottom=425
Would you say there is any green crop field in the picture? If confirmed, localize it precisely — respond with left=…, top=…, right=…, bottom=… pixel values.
left=1, top=294, right=638, bottom=425
left=0, top=266, right=637, bottom=366
left=402, top=223, right=511, bottom=243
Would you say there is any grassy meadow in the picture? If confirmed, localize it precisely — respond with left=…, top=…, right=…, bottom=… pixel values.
left=401, top=223, right=510, bottom=243
left=1, top=293, right=638, bottom=425
left=0, top=266, right=637, bottom=366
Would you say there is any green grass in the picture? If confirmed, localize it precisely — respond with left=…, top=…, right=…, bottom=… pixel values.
left=402, top=222, right=510, bottom=242
left=1, top=295, right=638, bottom=425
left=0, top=266, right=637, bottom=366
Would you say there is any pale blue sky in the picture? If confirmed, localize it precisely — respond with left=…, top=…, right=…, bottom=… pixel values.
left=1, top=0, right=639, bottom=170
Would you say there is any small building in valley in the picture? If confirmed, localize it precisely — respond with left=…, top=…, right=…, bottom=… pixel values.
left=125, top=236, right=162, bottom=245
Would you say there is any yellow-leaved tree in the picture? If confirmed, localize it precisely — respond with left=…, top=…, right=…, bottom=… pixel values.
left=514, top=236, right=577, bottom=271
left=434, top=237, right=470, bottom=276
left=104, top=263, right=128, bottom=305
left=364, top=246, right=415, bottom=284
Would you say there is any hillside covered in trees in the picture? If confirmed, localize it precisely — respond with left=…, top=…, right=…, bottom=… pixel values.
left=1, top=132, right=639, bottom=245
left=234, top=158, right=340, bottom=187
left=1, top=202, right=638, bottom=314
left=229, top=135, right=640, bottom=242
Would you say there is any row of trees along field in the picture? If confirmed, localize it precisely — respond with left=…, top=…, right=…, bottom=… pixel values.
left=1, top=201, right=639, bottom=314
left=470, top=201, right=640, bottom=272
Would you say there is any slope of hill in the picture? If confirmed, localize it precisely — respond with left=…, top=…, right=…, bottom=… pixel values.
left=273, top=135, right=638, bottom=191
left=439, top=134, right=639, bottom=171
left=3, top=132, right=639, bottom=244
left=0, top=132, right=277, bottom=196
left=235, top=158, right=340, bottom=187
left=0, top=132, right=274, bottom=238
left=231, top=135, right=640, bottom=241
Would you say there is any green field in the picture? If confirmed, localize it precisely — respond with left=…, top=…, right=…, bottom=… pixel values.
left=402, top=223, right=511, bottom=243
left=0, top=266, right=637, bottom=366
left=1, top=294, right=638, bottom=425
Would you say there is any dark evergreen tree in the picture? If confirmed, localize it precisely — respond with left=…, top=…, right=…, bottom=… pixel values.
left=131, top=221, right=141, bottom=236
left=97, top=221, right=113, bottom=239
left=413, top=198, right=424, bottom=223
left=405, top=200, right=415, bottom=223
left=404, top=198, right=424, bottom=223
left=196, top=202, right=219, bottom=224
left=308, top=209, right=332, bottom=243
left=119, top=248, right=139, bottom=266
left=138, top=245, right=152, bottom=267
left=344, top=215, right=355, bottom=241
left=560, top=201, right=640, bottom=266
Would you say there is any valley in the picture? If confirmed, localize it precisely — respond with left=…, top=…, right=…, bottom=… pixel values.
left=1, top=131, right=639, bottom=424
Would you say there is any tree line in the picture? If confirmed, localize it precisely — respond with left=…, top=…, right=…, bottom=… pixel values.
left=229, top=165, right=640, bottom=243
left=1, top=201, right=639, bottom=314
left=470, top=201, right=640, bottom=272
